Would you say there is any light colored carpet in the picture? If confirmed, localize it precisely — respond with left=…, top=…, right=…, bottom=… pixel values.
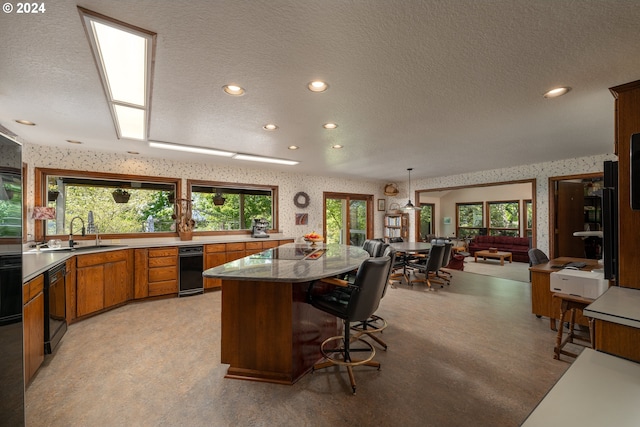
left=25, top=271, right=570, bottom=427
left=458, top=256, right=530, bottom=283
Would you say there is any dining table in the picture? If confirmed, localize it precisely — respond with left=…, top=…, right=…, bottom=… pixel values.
left=389, top=241, right=432, bottom=283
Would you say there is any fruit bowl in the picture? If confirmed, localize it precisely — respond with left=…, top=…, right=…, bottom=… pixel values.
left=303, top=233, right=323, bottom=246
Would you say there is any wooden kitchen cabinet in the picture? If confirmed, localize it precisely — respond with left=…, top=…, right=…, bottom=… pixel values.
left=76, top=249, right=133, bottom=318
left=225, top=242, right=246, bottom=262
left=204, top=244, right=226, bottom=289
left=148, top=247, right=178, bottom=297
left=23, top=274, right=45, bottom=386
left=65, top=257, right=76, bottom=322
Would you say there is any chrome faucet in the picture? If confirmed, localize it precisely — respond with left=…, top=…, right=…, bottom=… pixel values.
left=69, top=216, right=85, bottom=247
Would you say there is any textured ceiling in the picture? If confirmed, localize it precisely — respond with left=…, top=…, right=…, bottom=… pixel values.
left=1, top=0, right=640, bottom=182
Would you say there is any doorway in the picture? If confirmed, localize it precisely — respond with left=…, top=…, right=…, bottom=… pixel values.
left=323, top=192, right=373, bottom=246
left=419, top=203, right=435, bottom=240
left=549, top=173, right=604, bottom=259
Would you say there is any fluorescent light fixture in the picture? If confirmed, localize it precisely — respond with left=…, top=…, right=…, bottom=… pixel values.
left=79, top=7, right=156, bottom=141
left=149, top=140, right=236, bottom=157
left=233, top=154, right=299, bottom=165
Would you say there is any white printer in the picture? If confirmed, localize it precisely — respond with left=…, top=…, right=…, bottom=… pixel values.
left=550, top=269, right=609, bottom=299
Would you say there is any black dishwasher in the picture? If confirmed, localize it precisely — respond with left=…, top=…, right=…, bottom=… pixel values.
left=44, top=263, right=66, bottom=354
left=179, top=246, right=204, bottom=297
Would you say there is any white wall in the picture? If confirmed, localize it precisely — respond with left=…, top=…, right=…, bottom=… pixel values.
left=23, top=143, right=616, bottom=256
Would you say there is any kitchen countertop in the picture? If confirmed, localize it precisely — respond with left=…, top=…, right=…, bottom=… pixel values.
left=22, top=234, right=295, bottom=282
left=583, top=286, right=640, bottom=329
left=521, top=348, right=640, bottom=426
left=203, top=242, right=369, bottom=282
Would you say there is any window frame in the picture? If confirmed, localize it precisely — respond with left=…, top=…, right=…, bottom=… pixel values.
left=34, top=167, right=182, bottom=241
left=486, top=199, right=520, bottom=236
left=187, top=179, right=279, bottom=235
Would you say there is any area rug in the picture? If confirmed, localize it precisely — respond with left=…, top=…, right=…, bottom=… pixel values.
left=453, top=256, right=531, bottom=283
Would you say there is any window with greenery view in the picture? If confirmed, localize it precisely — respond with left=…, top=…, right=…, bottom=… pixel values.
left=457, top=202, right=483, bottom=237
left=189, top=181, right=276, bottom=232
left=524, top=200, right=533, bottom=237
left=43, top=173, right=176, bottom=236
left=488, top=201, right=520, bottom=236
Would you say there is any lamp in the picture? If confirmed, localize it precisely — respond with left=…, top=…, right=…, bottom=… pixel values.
left=402, top=168, right=421, bottom=211
left=32, top=207, right=56, bottom=220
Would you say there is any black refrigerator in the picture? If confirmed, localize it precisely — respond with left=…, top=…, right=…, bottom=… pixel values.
left=0, top=132, right=24, bottom=425
left=603, top=160, right=618, bottom=281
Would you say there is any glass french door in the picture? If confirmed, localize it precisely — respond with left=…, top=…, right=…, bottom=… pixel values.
left=324, top=192, right=373, bottom=246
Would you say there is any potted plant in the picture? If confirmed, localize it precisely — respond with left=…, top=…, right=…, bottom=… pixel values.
left=47, top=190, right=59, bottom=202
left=112, top=189, right=131, bottom=203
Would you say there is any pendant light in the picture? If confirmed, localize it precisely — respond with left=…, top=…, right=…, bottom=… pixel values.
left=402, top=168, right=421, bottom=211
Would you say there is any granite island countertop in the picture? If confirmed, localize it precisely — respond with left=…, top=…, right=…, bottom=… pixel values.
left=203, top=243, right=369, bottom=283
left=22, top=234, right=296, bottom=282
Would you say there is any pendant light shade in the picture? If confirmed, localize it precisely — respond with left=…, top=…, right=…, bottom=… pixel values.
left=402, top=168, right=421, bottom=211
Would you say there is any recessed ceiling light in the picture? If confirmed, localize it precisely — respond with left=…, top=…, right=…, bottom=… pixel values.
left=15, top=119, right=35, bottom=126
left=543, top=86, right=571, bottom=98
left=223, top=84, right=245, bottom=96
left=308, top=80, right=328, bottom=93
left=332, top=144, right=343, bottom=149
left=263, top=124, right=278, bottom=131
left=66, top=139, right=83, bottom=144
left=288, top=145, right=299, bottom=150
left=323, top=123, right=338, bottom=129
left=127, top=151, right=139, bottom=155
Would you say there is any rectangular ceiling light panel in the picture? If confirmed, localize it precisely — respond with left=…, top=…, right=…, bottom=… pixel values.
left=79, top=7, right=156, bottom=141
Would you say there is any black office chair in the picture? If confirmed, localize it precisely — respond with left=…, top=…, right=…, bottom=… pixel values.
left=307, top=256, right=392, bottom=394
left=407, top=244, right=446, bottom=290
left=436, top=241, right=453, bottom=284
left=528, top=248, right=550, bottom=266
left=362, top=239, right=385, bottom=257
left=350, top=245, right=396, bottom=350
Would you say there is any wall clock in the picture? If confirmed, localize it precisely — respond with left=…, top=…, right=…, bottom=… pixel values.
left=293, top=191, right=310, bottom=208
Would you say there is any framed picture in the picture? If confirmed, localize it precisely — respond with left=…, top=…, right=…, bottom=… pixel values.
left=295, top=213, right=308, bottom=225
left=377, top=199, right=386, bottom=211
left=443, top=216, right=452, bottom=225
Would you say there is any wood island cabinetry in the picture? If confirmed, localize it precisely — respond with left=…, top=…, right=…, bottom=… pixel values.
left=76, top=249, right=133, bottom=318
left=23, top=274, right=44, bottom=385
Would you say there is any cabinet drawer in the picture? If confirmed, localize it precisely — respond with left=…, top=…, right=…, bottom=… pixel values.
left=205, top=244, right=226, bottom=253
left=77, top=250, right=128, bottom=268
left=149, top=266, right=177, bottom=283
left=225, top=242, right=245, bottom=251
left=263, top=240, right=280, bottom=248
left=148, top=256, right=176, bottom=267
left=148, top=280, right=178, bottom=297
left=24, top=274, right=44, bottom=303
left=149, top=247, right=178, bottom=258
left=245, top=241, right=263, bottom=250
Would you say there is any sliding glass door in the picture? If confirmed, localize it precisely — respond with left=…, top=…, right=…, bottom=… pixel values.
left=324, top=192, right=373, bottom=246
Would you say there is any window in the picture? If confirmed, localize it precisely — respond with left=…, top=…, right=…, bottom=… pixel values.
left=488, top=201, right=520, bottom=236
left=524, top=199, right=533, bottom=237
left=35, top=168, right=179, bottom=240
left=457, top=202, right=483, bottom=237
left=188, top=180, right=277, bottom=233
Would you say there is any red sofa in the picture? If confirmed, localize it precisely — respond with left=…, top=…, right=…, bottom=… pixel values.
left=468, top=235, right=530, bottom=263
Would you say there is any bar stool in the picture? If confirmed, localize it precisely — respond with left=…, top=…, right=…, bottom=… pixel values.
left=552, top=293, right=595, bottom=360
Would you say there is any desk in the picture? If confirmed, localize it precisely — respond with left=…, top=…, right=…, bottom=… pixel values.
left=529, top=257, right=601, bottom=330
left=389, top=241, right=431, bottom=283
left=584, top=286, right=640, bottom=363
left=202, top=243, right=369, bottom=384
left=521, top=348, right=640, bottom=427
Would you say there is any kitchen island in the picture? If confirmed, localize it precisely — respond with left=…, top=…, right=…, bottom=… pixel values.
left=203, top=242, right=369, bottom=384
